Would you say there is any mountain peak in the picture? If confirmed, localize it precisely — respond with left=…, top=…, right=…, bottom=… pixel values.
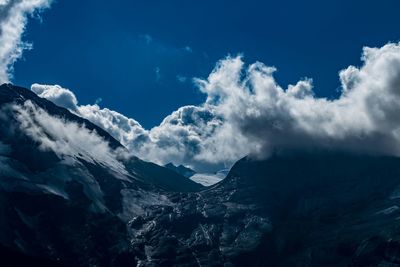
left=164, top=162, right=196, bottom=178
left=1, top=83, right=124, bottom=150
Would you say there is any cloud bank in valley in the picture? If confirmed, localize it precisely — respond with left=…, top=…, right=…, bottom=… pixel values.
left=0, top=0, right=52, bottom=83
left=31, top=42, right=400, bottom=172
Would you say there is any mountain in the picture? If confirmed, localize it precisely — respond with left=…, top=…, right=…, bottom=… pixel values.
left=0, top=84, right=202, bottom=193
left=1, top=83, right=400, bottom=266
left=0, top=84, right=202, bottom=266
left=165, top=163, right=196, bottom=178
left=130, top=152, right=400, bottom=266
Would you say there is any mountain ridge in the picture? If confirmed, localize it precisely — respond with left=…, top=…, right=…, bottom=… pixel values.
left=0, top=83, right=202, bottom=192
left=1, top=84, right=400, bottom=266
left=0, top=84, right=202, bottom=266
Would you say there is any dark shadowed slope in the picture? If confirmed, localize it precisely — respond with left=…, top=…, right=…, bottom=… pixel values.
left=0, top=243, right=64, bottom=267
left=165, top=163, right=196, bottom=178
left=223, top=152, right=400, bottom=266
left=131, top=152, right=400, bottom=266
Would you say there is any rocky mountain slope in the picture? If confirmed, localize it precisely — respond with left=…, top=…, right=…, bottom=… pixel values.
left=129, top=152, right=400, bottom=266
left=0, top=84, right=201, bottom=266
left=1, top=84, right=400, bottom=266
left=165, top=163, right=196, bottom=178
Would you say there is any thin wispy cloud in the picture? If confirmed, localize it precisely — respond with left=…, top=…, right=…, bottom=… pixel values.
left=140, top=34, right=153, bottom=45
left=184, top=46, right=192, bottom=53
left=0, top=0, right=52, bottom=83
left=154, top=66, right=161, bottom=81
left=176, top=75, right=187, bottom=83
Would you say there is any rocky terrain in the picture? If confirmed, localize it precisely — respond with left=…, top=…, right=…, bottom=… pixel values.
left=1, top=84, right=400, bottom=266
left=129, top=153, right=400, bottom=266
left=0, top=84, right=201, bottom=266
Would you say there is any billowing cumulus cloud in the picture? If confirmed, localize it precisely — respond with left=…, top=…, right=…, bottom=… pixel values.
left=77, top=104, right=148, bottom=149
left=29, top=83, right=246, bottom=172
left=31, top=83, right=78, bottom=111
left=197, top=43, right=400, bottom=157
left=30, top=43, right=400, bottom=172
left=31, top=83, right=148, bottom=146
left=0, top=0, right=52, bottom=83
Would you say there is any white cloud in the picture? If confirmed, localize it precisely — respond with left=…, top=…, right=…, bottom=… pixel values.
left=195, top=43, right=400, bottom=158
left=30, top=82, right=149, bottom=149
left=11, top=100, right=128, bottom=174
left=30, top=42, right=400, bottom=172
left=32, top=83, right=78, bottom=111
left=77, top=103, right=148, bottom=150
left=138, top=105, right=238, bottom=172
left=0, top=0, right=52, bottom=83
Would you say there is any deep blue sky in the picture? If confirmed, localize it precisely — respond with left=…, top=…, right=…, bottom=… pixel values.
left=13, top=0, right=400, bottom=128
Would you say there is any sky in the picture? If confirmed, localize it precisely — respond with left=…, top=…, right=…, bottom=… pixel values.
left=12, top=0, right=400, bottom=128
left=2, top=0, right=400, bottom=174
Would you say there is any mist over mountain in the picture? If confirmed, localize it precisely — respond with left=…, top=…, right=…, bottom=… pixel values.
left=1, top=1, right=400, bottom=265
left=1, top=84, right=400, bottom=266
left=27, top=42, right=400, bottom=176
left=0, top=84, right=202, bottom=266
